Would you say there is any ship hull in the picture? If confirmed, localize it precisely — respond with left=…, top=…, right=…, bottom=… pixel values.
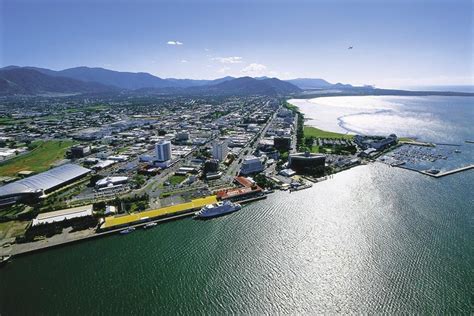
left=194, top=202, right=241, bottom=219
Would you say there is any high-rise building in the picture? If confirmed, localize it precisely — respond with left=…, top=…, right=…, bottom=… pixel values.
left=212, top=141, right=228, bottom=162
left=274, top=136, right=292, bottom=151
left=155, top=140, right=172, bottom=162
left=240, top=156, right=264, bottom=175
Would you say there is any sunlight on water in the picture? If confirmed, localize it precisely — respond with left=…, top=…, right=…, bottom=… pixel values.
left=289, top=96, right=474, bottom=143
left=1, top=164, right=472, bottom=314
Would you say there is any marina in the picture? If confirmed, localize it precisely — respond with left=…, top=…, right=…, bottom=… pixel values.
left=379, top=142, right=474, bottom=178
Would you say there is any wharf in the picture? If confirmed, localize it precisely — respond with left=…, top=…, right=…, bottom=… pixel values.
left=100, top=195, right=217, bottom=230
left=237, top=195, right=267, bottom=204
left=289, top=184, right=312, bottom=192
left=0, top=209, right=201, bottom=258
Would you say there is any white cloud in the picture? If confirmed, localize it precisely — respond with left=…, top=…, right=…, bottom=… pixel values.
left=167, top=41, right=183, bottom=45
left=212, top=56, right=243, bottom=64
left=240, top=63, right=278, bottom=77
left=218, top=66, right=231, bottom=74
left=180, top=59, right=188, bottom=63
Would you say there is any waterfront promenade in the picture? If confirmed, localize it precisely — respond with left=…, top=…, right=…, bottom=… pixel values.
left=0, top=196, right=218, bottom=257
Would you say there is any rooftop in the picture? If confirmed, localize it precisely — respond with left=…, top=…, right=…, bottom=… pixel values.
left=32, top=204, right=93, bottom=226
left=0, top=164, right=91, bottom=197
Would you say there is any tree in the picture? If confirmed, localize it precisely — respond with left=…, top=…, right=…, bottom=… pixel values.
left=131, top=174, right=146, bottom=188
left=304, top=136, right=315, bottom=148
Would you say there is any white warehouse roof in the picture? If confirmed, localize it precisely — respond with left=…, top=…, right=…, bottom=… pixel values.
left=0, top=164, right=91, bottom=198
left=32, top=204, right=93, bottom=226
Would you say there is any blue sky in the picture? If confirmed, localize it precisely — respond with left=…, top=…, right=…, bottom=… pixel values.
left=1, top=0, right=472, bottom=87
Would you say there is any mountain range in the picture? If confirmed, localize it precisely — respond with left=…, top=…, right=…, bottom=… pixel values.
left=0, top=66, right=350, bottom=96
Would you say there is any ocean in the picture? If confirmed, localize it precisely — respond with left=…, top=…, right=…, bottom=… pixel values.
left=0, top=96, right=472, bottom=314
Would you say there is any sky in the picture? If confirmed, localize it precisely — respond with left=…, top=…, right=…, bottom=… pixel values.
left=1, top=0, right=473, bottom=88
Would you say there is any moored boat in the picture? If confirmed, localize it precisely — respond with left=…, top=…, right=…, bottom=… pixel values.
left=0, top=255, right=11, bottom=267
left=143, top=222, right=157, bottom=229
left=120, top=227, right=136, bottom=234
left=194, top=200, right=241, bottom=219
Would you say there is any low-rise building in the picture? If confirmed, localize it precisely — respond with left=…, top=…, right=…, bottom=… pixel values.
left=95, top=176, right=129, bottom=189
left=288, top=152, right=326, bottom=175
left=32, top=204, right=94, bottom=227
left=70, top=145, right=91, bottom=158
left=354, top=134, right=398, bottom=151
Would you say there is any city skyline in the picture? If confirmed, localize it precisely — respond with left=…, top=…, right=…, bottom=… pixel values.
left=1, top=0, right=472, bottom=88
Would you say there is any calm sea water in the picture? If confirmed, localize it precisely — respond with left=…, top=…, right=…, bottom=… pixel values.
left=0, top=96, right=473, bottom=314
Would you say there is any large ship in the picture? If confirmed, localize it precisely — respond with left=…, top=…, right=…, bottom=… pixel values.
left=194, top=200, right=241, bottom=219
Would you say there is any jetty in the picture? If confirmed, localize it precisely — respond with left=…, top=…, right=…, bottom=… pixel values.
left=399, top=140, right=435, bottom=147
left=419, top=164, right=474, bottom=178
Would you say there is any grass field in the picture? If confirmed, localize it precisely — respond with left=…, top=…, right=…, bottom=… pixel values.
left=304, top=126, right=354, bottom=140
left=0, top=140, right=74, bottom=176
left=0, top=221, right=29, bottom=240
left=0, top=117, right=31, bottom=126
left=168, top=174, right=186, bottom=185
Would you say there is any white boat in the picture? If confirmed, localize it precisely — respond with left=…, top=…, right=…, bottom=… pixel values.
left=119, top=227, right=136, bottom=234
left=143, top=222, right=157, bottom=229
left=194, top=200, right=241, bottom=219
left=0, top=255, right=11, bottom=266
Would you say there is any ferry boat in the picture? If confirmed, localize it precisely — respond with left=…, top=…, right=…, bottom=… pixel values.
left=194, top=200, right=241, bottom=219
left=143, top=222, right=157, bottom=229
left=119, top=227, right=136, bottom=234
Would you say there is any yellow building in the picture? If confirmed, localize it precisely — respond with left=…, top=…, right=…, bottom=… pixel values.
left=100, top=195, right=217, bottom=230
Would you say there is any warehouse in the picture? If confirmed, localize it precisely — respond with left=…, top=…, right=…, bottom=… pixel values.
left=32, top=204, right=94, bottom=227
left=0, top=164, right=91, bottom=206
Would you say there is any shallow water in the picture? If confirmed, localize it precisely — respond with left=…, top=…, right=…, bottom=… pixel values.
left=289, top=96, right=473, bottom=143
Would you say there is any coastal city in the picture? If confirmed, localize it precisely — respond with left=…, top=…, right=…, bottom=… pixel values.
left=1, top=0, right=472, bottom=314
left=0, top=94, right=413, bottom=260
